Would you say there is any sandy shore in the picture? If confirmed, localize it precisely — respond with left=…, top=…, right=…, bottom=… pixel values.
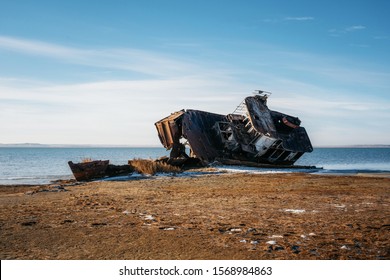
left=0, top=172, right=389, bottom=260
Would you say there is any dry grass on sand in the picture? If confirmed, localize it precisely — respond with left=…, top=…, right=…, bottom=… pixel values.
left=128, top=158, right=181, bottom=175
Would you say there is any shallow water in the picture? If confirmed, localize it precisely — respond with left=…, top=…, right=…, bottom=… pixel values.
left=0, top=147, right=168, bottom=185
left=0, top=147, right=389, bottom=185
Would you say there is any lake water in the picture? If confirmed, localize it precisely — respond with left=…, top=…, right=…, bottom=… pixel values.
left=0, top=147, right=389, bottom=185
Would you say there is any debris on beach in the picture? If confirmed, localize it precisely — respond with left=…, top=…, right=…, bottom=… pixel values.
left=25, top=185, right=69, bottom=195
left=269, top=234, right=284, bottom=239
left=284, top=209, right=306, bottom=214
left=155, top=90, right=314, bottom=168
left=160, top=227, right=176, bottom=231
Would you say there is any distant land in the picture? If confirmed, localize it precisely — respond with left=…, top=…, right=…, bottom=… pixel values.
left=314, top=145, right=390, bottom=148
left=0, top=143, right=162, bottom=148
left=0, top=143, right=389, bottom=148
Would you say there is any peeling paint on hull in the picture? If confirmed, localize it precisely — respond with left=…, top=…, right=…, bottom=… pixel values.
left=155, top=91, right=313, bottom=167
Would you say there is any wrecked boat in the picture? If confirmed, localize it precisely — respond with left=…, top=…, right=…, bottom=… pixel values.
left=155, top=90, right=313, bottom=167
left=68, top=160, right=133, bottom=181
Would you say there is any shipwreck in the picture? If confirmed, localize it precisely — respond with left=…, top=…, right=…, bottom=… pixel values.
left=68, top=90, right=314, bottom=181
left=155, top=90, right=313, bottom=168
left=68, top=160, right=132, bottom=181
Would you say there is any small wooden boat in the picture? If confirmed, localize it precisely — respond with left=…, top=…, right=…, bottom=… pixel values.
left=68, top=160, right=109, bottom=181
left=68, top=160, right=134, bottom=181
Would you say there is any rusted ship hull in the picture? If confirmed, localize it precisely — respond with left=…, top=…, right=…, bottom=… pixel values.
left=155, top=91, right=313, bottom=166
left=68, top=160, right=109, bottom=181
left=68, top=160, right=133, bottom=181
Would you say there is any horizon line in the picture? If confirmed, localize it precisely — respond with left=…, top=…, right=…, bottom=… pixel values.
left=0, top=143, right=163, bottom=148
left=1, top=143, right=389, bottom=148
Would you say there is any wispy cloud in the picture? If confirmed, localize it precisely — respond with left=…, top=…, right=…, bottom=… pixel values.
left=3, top=73, right=388, bottom=146
left=349, top=43, right=369, bottom=48
left=284, top=16, right=314, bottom=21
left=1, top=36, right=389, bottom=145
left=373, top=35, right=388, bottom=40
left=0, top=35, right=84, bottom=61
left=262, top=16, right=314, bottom=23
left=329, top=25, right=366, bottom=36
left=0, top=36, right=250, bottom=144
left=0, top=76, right=246, bottom=145
left=345, top=25, right=366, bottom=32
left=0, top=35, right=201, bottom=78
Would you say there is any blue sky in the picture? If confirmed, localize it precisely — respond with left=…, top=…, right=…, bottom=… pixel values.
left=0, top=0, right=389, bottom=146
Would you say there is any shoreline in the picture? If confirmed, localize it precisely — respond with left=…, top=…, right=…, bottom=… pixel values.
left=1, top=166, right=390, bottom=187
left=1, top=172, right=389, bottom=260
left=1, top=169, right=390, bottom=187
